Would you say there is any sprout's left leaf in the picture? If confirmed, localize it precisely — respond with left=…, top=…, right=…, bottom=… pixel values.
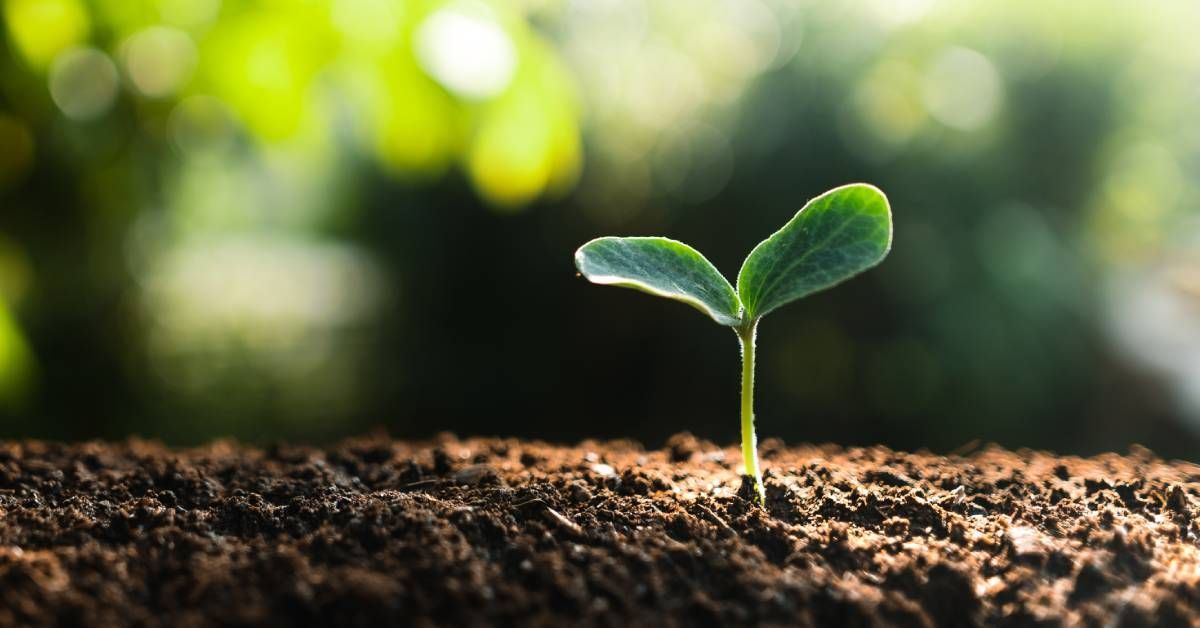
left=575, top=237, right=741, bottom=326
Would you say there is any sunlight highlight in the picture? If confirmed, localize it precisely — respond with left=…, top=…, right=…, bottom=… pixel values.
left=415, top=2, right=517, bottom=100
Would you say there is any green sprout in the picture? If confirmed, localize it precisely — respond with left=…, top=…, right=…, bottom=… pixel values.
left=574, top=184, right=893, bottom=503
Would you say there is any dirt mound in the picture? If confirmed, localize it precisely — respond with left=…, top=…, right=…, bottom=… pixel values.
left=2, top=433, right=1200, bottom=626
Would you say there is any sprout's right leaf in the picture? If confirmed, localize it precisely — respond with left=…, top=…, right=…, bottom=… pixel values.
left=575, top=237, right=741, bottom=326
left=737, top=183, right=892, bottom=320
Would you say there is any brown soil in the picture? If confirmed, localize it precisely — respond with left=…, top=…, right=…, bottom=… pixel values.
left=2, top=434, right=1200, bottom=627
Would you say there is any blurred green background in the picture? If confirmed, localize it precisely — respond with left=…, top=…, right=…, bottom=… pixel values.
left=1, top=0, right=1199, bottom=456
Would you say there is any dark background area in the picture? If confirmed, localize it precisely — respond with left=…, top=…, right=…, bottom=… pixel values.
left=1, top=1, right=1198, bottom=457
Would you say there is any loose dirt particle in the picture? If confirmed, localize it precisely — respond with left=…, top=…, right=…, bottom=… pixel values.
left=1, top=435, right=1200, bottom=626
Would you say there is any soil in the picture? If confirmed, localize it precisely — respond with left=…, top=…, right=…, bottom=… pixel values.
left=2, top=433, right=1200, bottom=627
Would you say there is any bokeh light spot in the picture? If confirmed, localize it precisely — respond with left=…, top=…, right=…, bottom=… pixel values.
left=122, top=26, right=198, bottom=98
left=416, top=2, right=517, bottom=100
left=853, top=59, right=926, bottom=149
left=344, top=54, right=462, bottom=176
left=922, top=46, right=1004, bottom=131
left=48, top=47, right=119, bottom=121
left=201, top=10, right=334, bottom=141
left=468, top=90, right=553, bottom=208
left=685, top=0, right=781, bottom=83
left=3, top=0, right=90, bottom=69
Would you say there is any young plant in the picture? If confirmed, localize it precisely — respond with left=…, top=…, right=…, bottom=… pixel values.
left=574, top=183, right=892, bottom=503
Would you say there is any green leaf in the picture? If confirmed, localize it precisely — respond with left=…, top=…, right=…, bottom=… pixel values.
left=575, top=237, right=742, bottom=326
left=737, top=183, right=892, bottom=320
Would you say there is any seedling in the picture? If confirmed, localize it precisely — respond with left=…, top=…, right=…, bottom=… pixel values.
left=574, top=184, right=892, bottom=503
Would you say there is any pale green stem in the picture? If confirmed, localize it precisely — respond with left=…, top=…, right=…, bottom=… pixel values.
left=737, top=319, right=765, bottom=504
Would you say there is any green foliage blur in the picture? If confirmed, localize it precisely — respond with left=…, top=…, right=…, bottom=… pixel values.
left=1, top=0, right=1199, bottom=455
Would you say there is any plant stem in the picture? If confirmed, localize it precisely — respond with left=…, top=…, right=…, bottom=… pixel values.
left=737, top=319, right=765, bottom=504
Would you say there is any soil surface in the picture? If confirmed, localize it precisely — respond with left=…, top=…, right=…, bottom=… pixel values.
left=3, top=434, right=1200, bottom=626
